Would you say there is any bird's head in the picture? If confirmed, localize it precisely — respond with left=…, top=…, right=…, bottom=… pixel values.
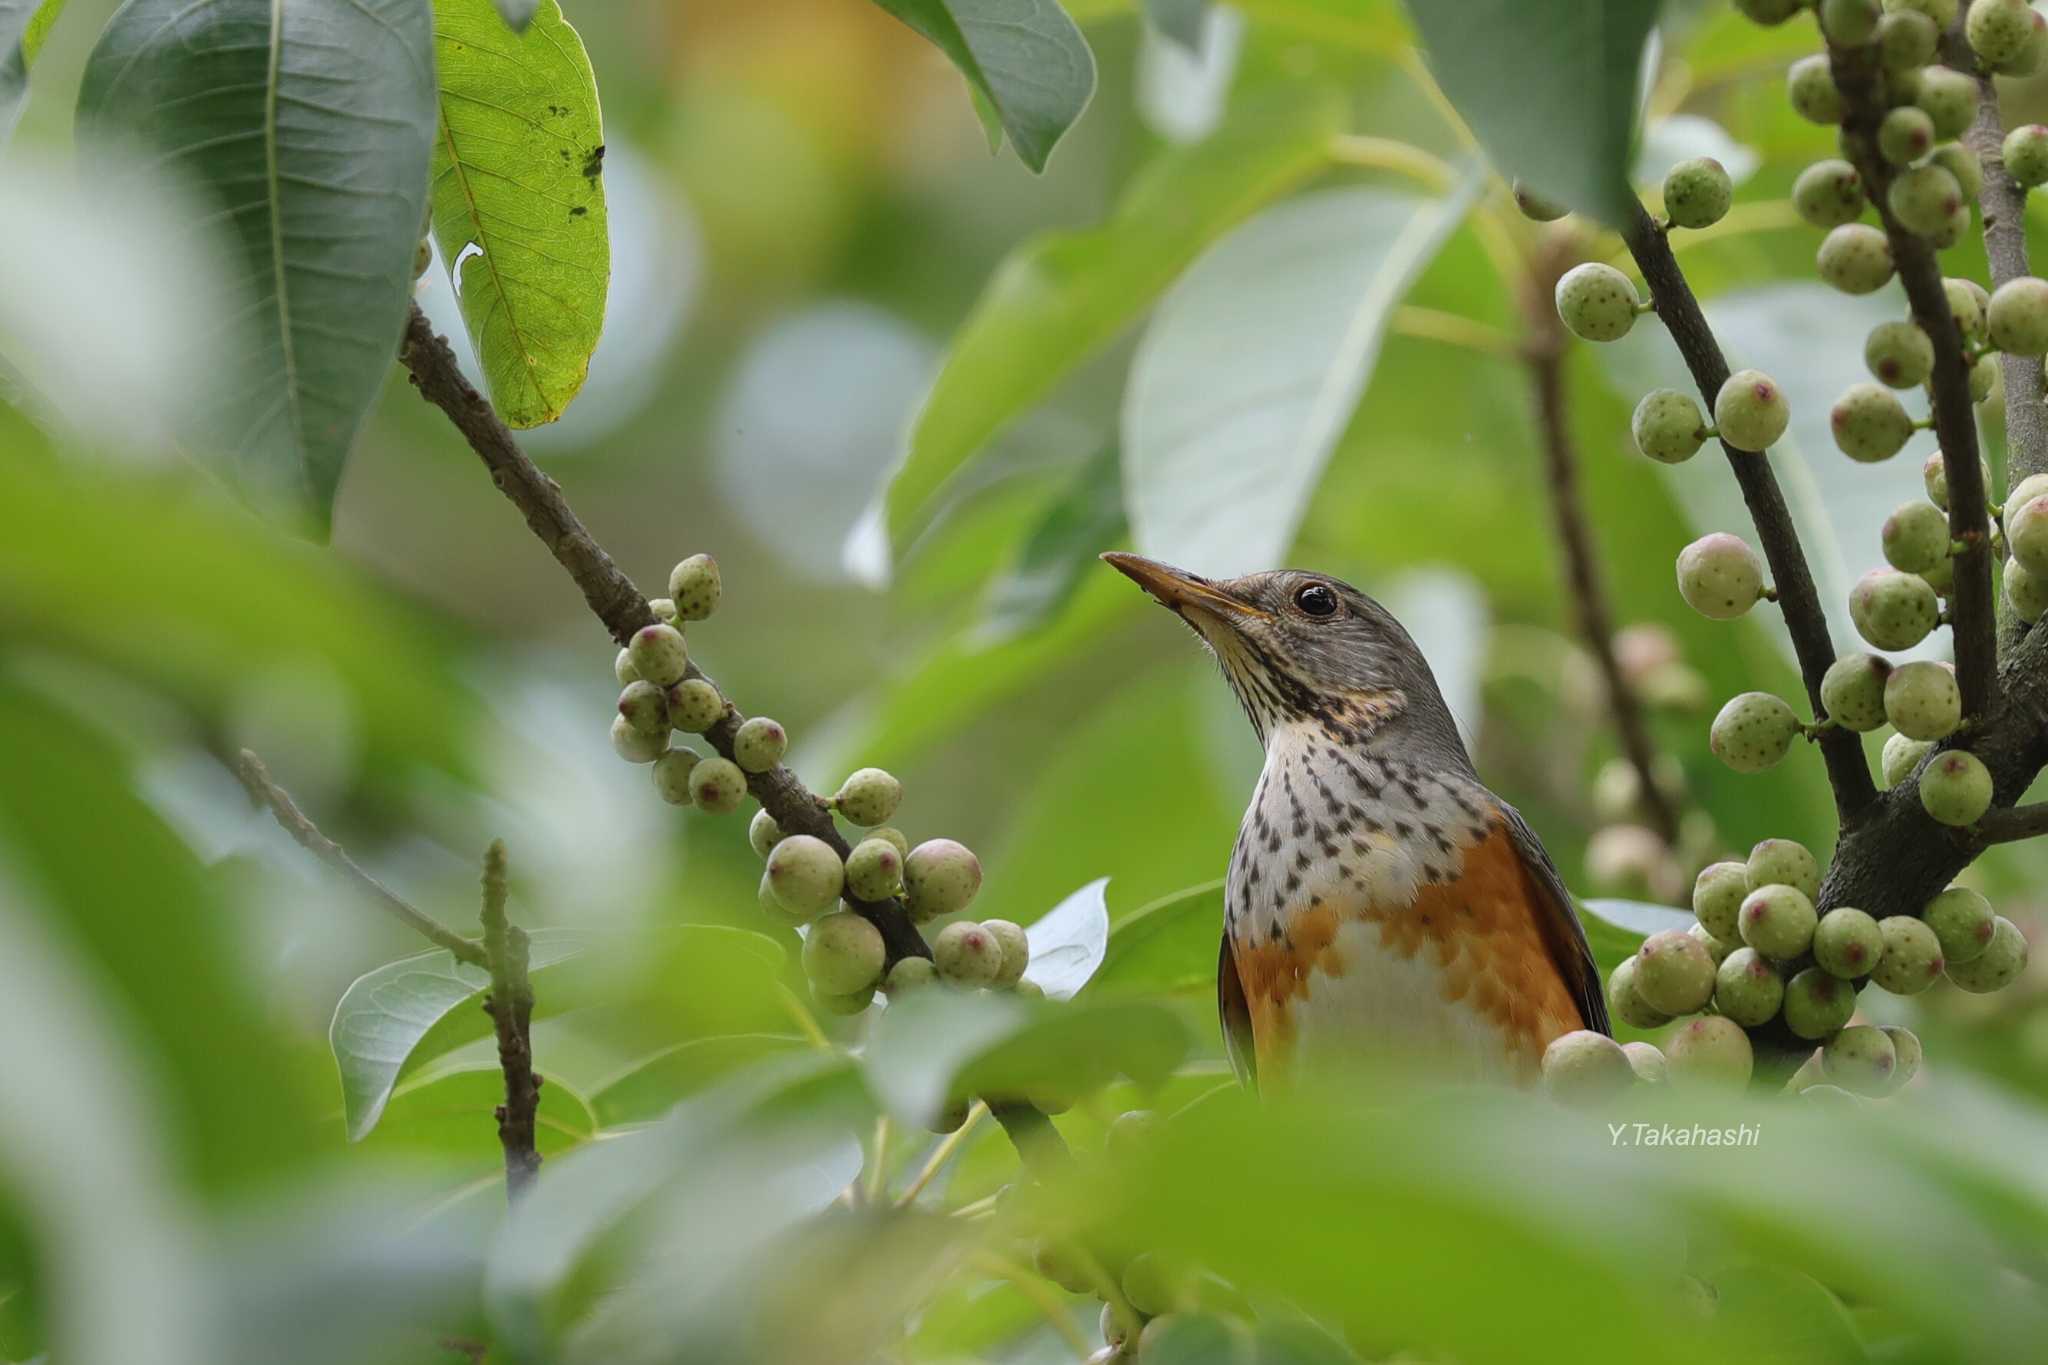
left=1103, top=553, right=1456, bottom=753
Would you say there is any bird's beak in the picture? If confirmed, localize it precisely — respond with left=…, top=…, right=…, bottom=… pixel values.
left=1101, top=553, right=1263, bottom=623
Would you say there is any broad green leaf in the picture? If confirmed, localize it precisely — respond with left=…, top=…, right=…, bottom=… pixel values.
left=884, top=87, right=1345, bottom=557
left=1124, top=178, right=1479, bottom=576
left=980, top=445, right=1126, bottom=641
left=76, top=0, right=437, bottom=534
left=360, top=1063, right=596, bottom=1160
left=1402, top=0, right=1657, bottom=225
left=1089, top=881, right=1223, bottom=995
left=588, top=1033, right=809, bottom=1129
left=1021, top=876, right=1110, bottom=999
left=870, top=0, right=1095, bottom=172
left=0, top=0, right=63, bottom=140
left=430, top=0, right=609, bottom=428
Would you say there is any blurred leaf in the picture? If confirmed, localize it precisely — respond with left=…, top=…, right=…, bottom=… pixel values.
left=1022, top=876, right=1110, bottom=999
left=1403, top=0, right=1656, bottom=224
left=1125, top=179, right=1478, bottom=576
left=431, top=0, right=609, bottom=429
left=885, top=86, right=1345, bottom=557
left=0, top=0, right=62, bottom=140
left=1089, top=881, right=1222, bottom=995
left=1252, top=1319, right=1361, bottom=1364
left=76, top=0, right=436, bottom=534
left=363, top=1062, right=596, bottom=1161
left=1145, top=0, right=1207, bottom=49
left=1635, top=112, right=1758, bottom=187
left=491, top=0, right=538, bottom=29
left=981, top=446, right=1125, bottom=641
left=587, top=1033, right=809, bottom=1129
left=870, top=0, right=1096, bottom=173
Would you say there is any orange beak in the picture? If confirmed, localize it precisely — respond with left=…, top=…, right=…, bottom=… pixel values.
left=1101, top=553, right=1263, bottom=622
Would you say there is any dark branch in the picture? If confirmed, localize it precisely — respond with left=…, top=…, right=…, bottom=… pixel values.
left=479, top=839, right=542, bottom=1199
left=1970, top=73, right=2048, bottom=493
left=1974, top=801, right=2048, bottom=843
left=235, top=748, right=487, bottom=967
left=1620, top=207, right=1881, bottom=821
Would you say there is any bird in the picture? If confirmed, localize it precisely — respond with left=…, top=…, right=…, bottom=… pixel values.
left=1103, top=553, right=1608, bottom=1090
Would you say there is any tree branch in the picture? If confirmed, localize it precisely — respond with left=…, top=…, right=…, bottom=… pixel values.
left=1970, top=73, right=2048, bottom=492
left=479, top=839, right=541, bottom=1198
left=234, top=748, right=487, bottom=968
left=1974, top=800, right=2048, bottom=843
left=1620, top=207, right=1881, bottom=821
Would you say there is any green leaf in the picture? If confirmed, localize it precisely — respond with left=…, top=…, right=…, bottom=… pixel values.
left=870, top=0, right=1095, bottom=172
left=1402, top=0, right=1657, bottom=225
left=883, top=86, right=1345, bottom=557
left=1089, top=881, right=1223, bottom=995
left=587, top=1033, right=809, bottom=1129
left=430, top=0, right=609, bottom=428
left=981, top=445, right=1126, bottom=641
left=1145, top=0, right=1208, bottom=50
left=76, top=0, right=438, bottom=534
left=1124, top=177, right=1479, bottom=575
left=0, top=0, right=64, bottom=140
left=1022, top=877, right=1110, bottom=999
left=361, top=1062, right=596, bottom=1160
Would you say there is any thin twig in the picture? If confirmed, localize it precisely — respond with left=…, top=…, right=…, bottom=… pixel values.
left=234, top=749, right=486, bottom=966
left=896, top=1101, right=989, bottom=1207
left=1974, top=801, right=2048, bottom=843
left=479, top=840, right=542, bottom=1199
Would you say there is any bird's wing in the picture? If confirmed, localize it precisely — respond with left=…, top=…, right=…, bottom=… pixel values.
left=1499, top=804, right=1611, bottom=1036
left=1218, top=933, right=1258, bottom=1091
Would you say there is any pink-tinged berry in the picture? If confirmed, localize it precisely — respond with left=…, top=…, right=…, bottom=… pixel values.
left=1932, top=143, right=1983, bottom=200
left=1747, top=838, right=1820, bottom=898
left=1945, top=915, right=2029, bottom=992
left=1989, top=277, right=2048, bottom=356
left=1883, top=732, right=1934, bottom=788
left=667, top=677, right=725, bottom=733
left=932, top=919, right=1004, bottom=985
left=1541, top=1030, right=1636, bottom=1105
left=1821, top=0, right=1882, bottom=44
left=1864, top=320, right=1934, bottom=389
left=1623, top=1041, right=1667, bottom=1083
left=1711, top=692, right=1800, bottom=773
left=1789, top=54, right=1845, bottom=125
left=1882, top=1025, right=1923, bottom=1091
left=802, top=910, right=886, bottom=995
left=1967, top=0, right=2036, bottom=66
left=1665, top=1016, right=1754, bottom=1090
left=1513, top=179, right=1568, bottom=222
left=2008, top=558, right=2048, bottom=622
left=626, top=622, right=690, bottom=687
left=1817, top=224, right=1894, bottom=294
left=1693, top=860, right=1750, bottom=942
left=1608, top=956, right=1673, bottom=1029
left=2011, top=495, right=2048, bottom=576
left=1871, top=914, right=1945, bottom=994
left=1879, top=10, right=1940, bottom=72
left=1821, top=653, right=1893, bottom=731
left=1822, top=1025, right=1897, bottom=1096
left=833, top=767, right=904, bottom=827
left=1848, top=568, right=1938, bottom=650
left=1919, top=749, right=1993, bottom=826
left=610, top=713, right=668, bottom=764
left=731, top=715, right=787, bottom=773
left=1888, top=163, right=1963, bottom=237
left=690, top=755, right=748, bottom=813
left=1677, top=532, right=1764, bottom=619
left=1793, top=159, right=1866, bottom=228
left=1740, top=883, right=1818, bottom=961
left=749, top=808, right=784, bottom=858
left=1663, top=157, right=1733, bottom=229
left=651, top=748, right=699, bottom=805
left=1915, top=64, right=1978, bottom=140
left=1782, top=967, right=1856, bottom=1040
left=1877, top=105, right=1934, bottom=165
left=1883, top=659, right=1961, bottom=740
left=1922, top=885, right=1995, bottom=965
left=667, top=553, right=721, bottom=621
left=844, top=836, right=905, bottom=902
left=766, top=833, right=846, bottom=917
left=883, top=956, right=937, bottom=996
left=618, top=679, right=670, bottom=736
left=1714, top=947, right=1786, bottom=1027
left=2004, top=124, right=2048, bottom=188
left=1714, top=369, right=1791, bottom=449
left=904, top=838, right=983, bottom=921
left=981, top=918, right=1031, bottom=986
left=1812, top=906, right=1884, bottom=979
left=1632, top=389, right=1709, bottom=463
left=1882, top=499, right=1949, bottom=573
left=1831, top=382, right=1915, bottom=463
left=1634, top=929, right=1717, bottom=1014
left=1555, top=263, right=1643, bottom=342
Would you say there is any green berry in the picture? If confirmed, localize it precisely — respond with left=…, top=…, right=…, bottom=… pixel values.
left=1813, top=906, right=1885, bottom=978
left=833, top=767, right=903, bottom=827
left=1121, top=1252, right=1191, bottom=1319
left=667, top=677, right=724, bottom=733
left=845, top=836, right=905, bottom=901
left=1789, top=54, right=1845, bottom=125
left=1881, top=1025, right=1923, bottom=1091
left=1968, top=0, right=2036, bottom=65
left=932, top=919, right=1004, bottom=985
left=2007, top=557, right=2048, bottom=622
left=1693, top=860, right=1751, bottom=941
left=1972, top=353, right=2001, bottom=403
left=614, top=647, right=641, bottom=686
left=1946, top=277, right=1991, bottom=344
left=2012, top=496, right=2048, bottom=576
left=651, top=748, right=699, bottom=805
left=1632, top=389, right=1710, bottom=463
left=1665, top=1016, right=1754, bottom=1091
left=2004, top=124, right=2048, bottom=187
left=1822, top=1025, right=1898, bottom=1095
left=690, top=754, right=748, bottom=813
left=1677, top=532, right=1764, bottom=619
left=1691, top=921, right=1738, bottom=967
left=1923, top=885, right=1995, bottom=964
left=1915, top=64, right=1979, bottom=140
left=981, top=918, right=1031, bottom=986
left=1879, top=9, right=1940, bottom=70
left=648, top=597, right=678, bottom=625
left=1882, top=500, right=1949, bottom=574
left=766, top=833, right=846, bottom=916
left=1988, top=277, right=2048, bottom=355
left=1663, top=157, right=1733, bottom=229
left=626, top=623, right=690, bottom=688
left=868, top=826, right=911, bottom=859
left=1783, top=967, right=1857, bottom=1040
left=1737, top=0, right=1810, bottom=21
left=1541, top=1029, right=1635, bottom=1105
left=1882, top=731, right=1934, bottom=787
left=1740, top=883, right=1818, bottom=961
left=813, top=985, right=875, bottom=1016
left=1713, top=369, right=1792, bottom=449
left=1919, top=749, right=1994, bottom=825
left=1849, top=568, right=1939, bottom=649
left=883, top=955, right=937, bottom=996
left=1106, top=1108, right=1160, bottom=1160
left=1554, top=263, right=1642, bottom=342
left=1885, top=0, right=1959, bottom=27
left=667, top=553, right=721, bottom=621
left=1634, top=929, right=1717, bottom=1014
left=1817, top=224, right=1894, bottom=294
left=731, top=716, right=787, bottom=773
left=1872, top=914, right=1946, bottom=992
left=1924, top=449, right=1991, bottom=510
left=1512, top=179, right=1568, bottom=222
left=1793, top=159, right=1867, bottom=228
left=2006, top=473, right=2048, bottom=526
left=1919, top=555, right=1955, bottom=596
left=802, top=910, right=885, bottom=994
left=1711, top=691, right=1800, bottom=773
left=904, top=838, right=982, bottom=921
left=1831, top=382, right=1915, bottom=462
left=2003, top=9, right=2048, bottom=74
left=749, top=807, right=785, bottom=858
left=1821, top=653, right=1894, bottom=731
left=1946, top=914, right=2029, bottom=991
left=1889, top=163, right=1964, bottom=237
left=1927, top=198, right=1971, bottom=250
left=1715, top=947, right=1787, bottom=1027
left=1864, top=320, right=1934, bottom=389
left=1823, top=0, right=1884, bottom=43
left=1622, top=1041, right=1667, bottom=1084
left=1877, top=105, right=1935, bottom=165
left=1747, top=838, right=1821, bottom=898
left=1883, top=659, right=1961, bottom=740
left=1608, top=956, right=1673, bottom=1029
left=618, top=679, right=670, bottom=736
left=610, top=713, right=669, bottom=764
left=1932, top=143, right=1983, bottom=201
left=1031, top=1238, right=1093, bottom=1293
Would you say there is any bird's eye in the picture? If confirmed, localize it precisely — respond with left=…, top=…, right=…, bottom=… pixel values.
left=1293, top=583, right=1338, bottom=617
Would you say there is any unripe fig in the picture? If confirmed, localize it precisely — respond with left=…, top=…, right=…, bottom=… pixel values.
left=904, top=838, right=983, bottom=921
left=2004, top=123, right=2048, bottom=188
left=1608, top=956, right=1674, bottom=1029
left=1889, top=163, right=1963, bottom=237
left=845, top=836, right=905, bottom=901
left=1915, top=64, right=1978, bottom=140
left=1880, top=10, right=1940, bottom=71
left=766, top=833, right=845, bottom=916
left=1623, top=1040, right=1667, bottom=1084
left=1923, top=449, right=1991, bottom=510
left=1822, top=1025, right=1898, bottom=1095
left=1665, top=1016, right=1754, bottom=1090
left=689, top=754, right=748, bottom=813
left=1735, top=0, right=1810, bottom=22
left=2006, top=473, right=2048, bottom=525
left=1740, top=883, right=1818, bottom=961
left=1923, top=885, right=1995, bottom=964
left=1927, top=198, right=1971, bottom=250
left=1831, top=382, right=1915, bottom=462
left=802, top=910, right=886, bottom=994
left=1988, top=277, right=2048, bottom=355
left=611, top=713, right=669, bottom=764
left=1882, top=731, right=1934, bottom=787
left=1663, top=157, right=1733, bottom=229
left=1677, top=532, right=1764, bottom=619
left=1541, top=1029, right=1635, bottom=1104
left=1947, top=277, right=1992, bottom=343
left=1973, top=353, right=2001, bottom=403
left=883, top=955, right=937, bottom=996
left=981, top=918, right=1031, bottom=986
left=667, top=677, right=725, bottom=733
left=1946, top=914, right=2029, bottom=991
left=1817, top=224, right=1894, bottom=294
left=1714, top=369, right=1792, bottom=449
left=1121, top=1252, right=1192, bottom=1319
left=732, top=716, right=787, bottom=773
left=1748, top=838, right=1821, bottom=898
left=1919, top=749, right=1994, bottom=826
left=1882, top=500, right=1949, bottom=573
left=618, top=679, right=670, bottom=736
left=651, top=748, right=699, bottom=805
left=1693, top=860, right=1751, bottom=942
left=1821, top=0, right=1883, bottom=44
left=868, top=826, right=911, bottom=859
left=1101, top=1304, right=1131, bottom=1352
left=1793, top=159, right=1867, bottom=228
left=1821, top=653, right=1894, bottom=731
left=2008, top=557, right=2048, bottom=622
left=626, top=623, right=690, bottom=687
left=1554, top=263, right=1642, bottom=342
left=1919, top=555, right=1954, bottom=596
left=2009, top=495, right=2048, bottom=576
left=1967, top=0, right=2036, bottom=66
left=1881, top=1025, right=1923, bottom=1092
left=1512, top=179, right=1568, bottom=222
left=1031, top=1238, right=1094, bottom=1293
left=1783, top=967, right=1857, bottom=1040
left=648, top=597, right=678, bottom=625
left=813, top=985, right=875, bottom=1016
left=1635, top=929, right=1717, bottom=1014
left=1877, top=105, right=1934, bottom=165
left=1932, top=143, right=1983, bottom=201
left=1848, top=568, right=1938, bottom=650
left=1789, top=54, right=1845, bottom=125
left=833, top=767, right=904, bottom=827
left=1872, top=914, right=1945, bottom=993
left=1632, top=389, right=1710, bottom=463
left=1883, top=659, right=1961, bottom=739
left=1864, top=320, right=1934, bottom=389
left=749, top=807, right=785, bottom=858
left=1715, top=947, right=1787, bottom=1027
left=2004, top=9, right=2048, bottom=75
left=667, top=553, right=721, bottom=621
left=1691, top=921, right=1738, bottom=967
left=1711, top=692, right=1800, bottom=773
left=614, top=647, right=641, bottom=686
left=932, top=919, right=1004, bottom=985
left=1813, top=906, right=1885, bottom=979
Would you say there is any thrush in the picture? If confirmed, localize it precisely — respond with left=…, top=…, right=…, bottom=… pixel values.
left=1104, top=554, right=1608, bottom=1089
